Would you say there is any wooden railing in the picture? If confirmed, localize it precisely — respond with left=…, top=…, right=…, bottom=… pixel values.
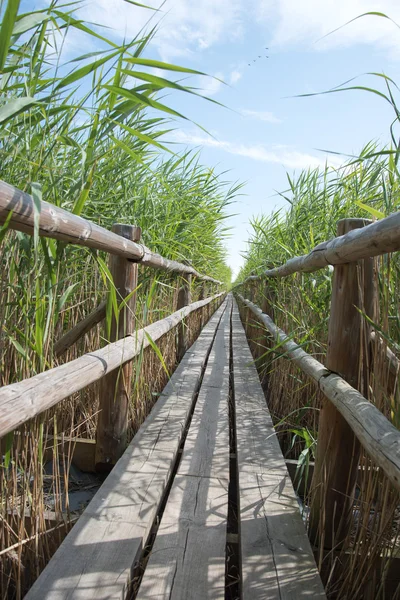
left=234, top=215, right=400, bottom=547
left=0, top=180, right=221, bottom=283
left=0, top=179, right=224, bottom=468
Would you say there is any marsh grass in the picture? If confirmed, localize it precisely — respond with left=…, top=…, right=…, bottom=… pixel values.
left=237, top=154, right=400, bottom=598
left=0, top=1, right=233, bottom=596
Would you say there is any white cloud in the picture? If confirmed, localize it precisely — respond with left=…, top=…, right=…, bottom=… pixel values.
left=170, top=130, right=342, bottom=169
left=230, top=70, right=242, bottom=85
left=51, top=0, right=400, bottom=68
left=241, top=109, right=282, bottom=124
left=58, top=0, right=400, bottom=64
left=76, top=0, right=245, bottom=61
left=198, top=72, right=224, bottom=96
left=258, top=0, right=400, bottom=58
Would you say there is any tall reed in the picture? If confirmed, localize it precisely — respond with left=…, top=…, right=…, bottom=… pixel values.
left=237, top=151, right=400, bottom=598
left=0, top=1, right=234, bottom=596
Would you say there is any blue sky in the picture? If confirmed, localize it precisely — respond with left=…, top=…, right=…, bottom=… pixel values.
left=37, top=0, right=400, bottom=277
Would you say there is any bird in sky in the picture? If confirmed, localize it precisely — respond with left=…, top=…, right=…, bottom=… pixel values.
left=247, top=47, right=269, bottom=66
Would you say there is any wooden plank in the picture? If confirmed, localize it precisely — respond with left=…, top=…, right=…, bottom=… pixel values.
left=0, top=180, right=221, bottom=284
left=178, top=301, right=231, bottom=480
left=0, top=292, right=224, bottom=438
left=44, top=436, right=96, bottom=473
left=236, top=294, right=400, bottom=493
left=231, top=300, right=326, bottom=599
left=137, top=475, right=229, bottom=600
left=25, top=302, right=227, bottom=600
left=137, top=299, right=231, bottom=600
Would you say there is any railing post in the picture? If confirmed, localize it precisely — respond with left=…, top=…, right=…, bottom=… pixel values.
left=245, top=275, right=256, bottom=336
left=309, top=218, right=377, bottom=548
left=95, top=224, right=141, bottom=471
left=176, top=272, right=192, bottom=362
left=261, top=278, right=275, bottom=382
left=199, top=281, right=206, bottom=328
left=199, top=281, right=206, bottom=301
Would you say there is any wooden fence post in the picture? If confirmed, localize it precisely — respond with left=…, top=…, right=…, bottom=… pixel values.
left=309, top=218, right=377, bottom=548
left=95, top=224, right=141, bottom=471
left=199, top=281, right=206, bottom=328
left=261, top=278, right=275, bottom=384
left=176, top=272, right=192, bottom=362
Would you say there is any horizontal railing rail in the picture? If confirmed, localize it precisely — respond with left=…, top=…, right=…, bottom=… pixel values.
left=237, top=294, right=400, bottom=492
left=0, top=180, right=221, bottom=284
left=236, top=213, right=400, bottom=284
left=235, top=215, right=400, bottom=548
left=0, top=292, right=224, bottom=438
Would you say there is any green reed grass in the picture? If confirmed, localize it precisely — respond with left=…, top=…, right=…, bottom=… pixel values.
left=237, top=147, right=400, bottom=598
left=0, top=1, right=234, bottom=596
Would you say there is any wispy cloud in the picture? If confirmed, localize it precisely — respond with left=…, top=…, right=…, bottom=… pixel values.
left=229, top=70, right=242, bottom=85
left=170, top=130, right=342, bottom=169
left=76, top=0, right=245, bottom=61
left=73, top=0, right=400, bottom=62
left=198, top=72, right=224, bottom=96
left=241, top=109, right=282, bottom=124
left=258, top=0, right=400, bottom=59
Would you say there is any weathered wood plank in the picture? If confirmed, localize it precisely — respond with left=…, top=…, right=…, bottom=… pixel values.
left=178, top=300, right=231, bottom=480
left=236, top=294, right=400, bottom=493
left=137, top=475, right=229, bottom=600
left=25, top=302, right=227, bottom=600
left=137, top=299, right=231, bottom=600
left=0, top=179, right=221, bottom=283
left=44, top=436, right=96, bottom=473
left=0, top=292, right=224, bottom=438
left=231, top=300, right=326, bottom=599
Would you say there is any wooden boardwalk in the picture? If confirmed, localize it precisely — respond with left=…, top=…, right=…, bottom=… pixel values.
left=27, top=296, right=325, bottom=599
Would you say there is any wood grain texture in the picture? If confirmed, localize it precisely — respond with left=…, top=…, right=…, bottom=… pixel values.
left=96, top=224, right=141, bottom=469
left=178, top=300, right=231, bottom=480
left=137, top=299, right=231, bottom=600
left=310, top=219, right=377, bottom=546
left=54, top=301, right=107, bottom=357
left=177, top=274, right=192, bottom=362
left=232, top=301, right=326, bottom=599
left=236, top=294, right=400, bottom=493
left=25, top=302, right=227, bottom=600
left=95, top=224, right=140, bottom=468
left=0, top=180, right=221, bottom=283
left=237, top=211, right=400, bottom=281
left=137, top=475, right=229, bottom=600
left=43, top=436, right=96, bottom=473
left=0, top=293, right=224, bottom=438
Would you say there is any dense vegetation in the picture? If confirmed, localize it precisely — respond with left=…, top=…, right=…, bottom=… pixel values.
left=0, top=1, right=234, bottom=596
left=237, top=145, right=400, bottom=595
left=0, top=0, right=236, bottom=380
left=2, top=0, right=400, bottom=598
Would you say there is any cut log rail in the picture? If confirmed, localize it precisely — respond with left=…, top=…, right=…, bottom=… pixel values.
left=0, top=179, right=221, bottom=283
left=4, top=174, right=400, bottom=597
left=237, top=294, right=400, bottom=493
left=26, top=296, right=325, bottom=599
left=237, top=211, right=400, bottom=283
left=235, top=212, right=400, bottom=556
left=0, top=293, right=224, bottom=438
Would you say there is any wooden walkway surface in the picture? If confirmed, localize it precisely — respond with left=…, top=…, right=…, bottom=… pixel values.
left=27, top=296, right=325, bottom=599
